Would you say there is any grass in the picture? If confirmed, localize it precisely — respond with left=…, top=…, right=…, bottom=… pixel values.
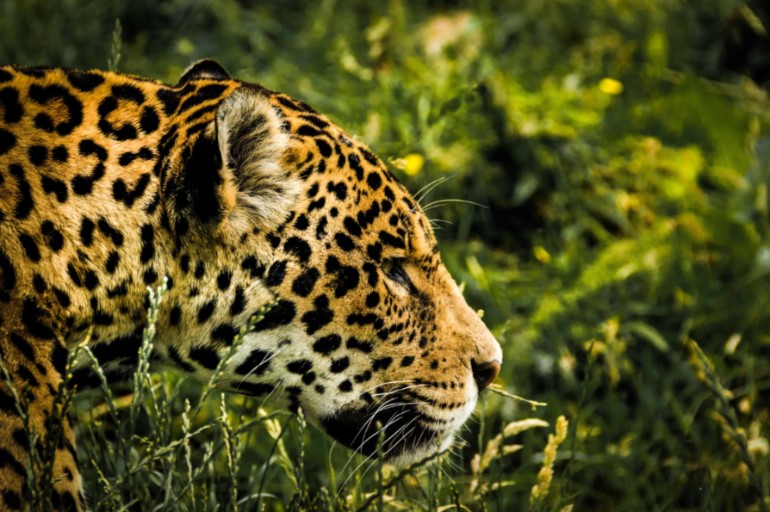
left=3, top=0, right=770, bottom=509
left=59, top=282, right=557, bottom=511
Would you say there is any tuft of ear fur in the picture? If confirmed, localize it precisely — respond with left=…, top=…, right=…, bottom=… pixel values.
left=215, top=88, right=300, bottom=232
left=169, top=87, right=299, bottom=236
left=177, top=59, right=231, bottom=85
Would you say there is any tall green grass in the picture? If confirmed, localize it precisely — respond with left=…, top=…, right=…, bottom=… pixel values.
left=61, top=282, right=556, bottom=511
left=3, top=0, right=770, bottom=509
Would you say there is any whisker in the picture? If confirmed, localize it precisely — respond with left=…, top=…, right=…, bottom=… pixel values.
left=421, top=198, right=488, bottom=212
left=257, top=379, right=287, bottom=410
left=235, top=344, right=289, bottom=386
left=353, top=398, right=403, bottom=445
left=354, top=405, right=411, bottom=453
left=353, top=416, right=422, bottom=489
left=371, top=383, right=427, bottom=398
left=339, top=408, right=410, bottom=489
left=382, top=416, right=420, bottom=455
left=337, top=450, right=378, bottom=496
left=413, top=176, right=451, bottom=205
left=411, top=420, right=435, bottom=454
left=382, top=422, right=418, bottom=460
left=353, top=379, right=417, bottom=400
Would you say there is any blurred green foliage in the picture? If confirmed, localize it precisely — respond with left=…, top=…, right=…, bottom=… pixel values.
left=4, top=0, right=770, bottom=509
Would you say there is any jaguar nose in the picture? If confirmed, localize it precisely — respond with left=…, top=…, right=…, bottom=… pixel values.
left=471, top=359, right=501, bottom=391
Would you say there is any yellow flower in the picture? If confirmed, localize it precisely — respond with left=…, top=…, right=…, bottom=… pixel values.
left=599, top=78, right=623, bottom=95
left=534, top=246, right=551, bottom=263
left=402, top=153, right=425, bottom=176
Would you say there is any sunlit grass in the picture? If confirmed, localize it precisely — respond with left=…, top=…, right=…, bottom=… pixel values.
left=3, top=0, right=770, bottom=509
left=59, top=283, right=556, bottom=511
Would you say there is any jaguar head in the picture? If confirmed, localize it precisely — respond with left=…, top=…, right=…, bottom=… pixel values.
left=164, top=61, right=502, bottom=464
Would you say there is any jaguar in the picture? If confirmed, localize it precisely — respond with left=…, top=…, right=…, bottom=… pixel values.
left=0, top=60, right=502, bottom=510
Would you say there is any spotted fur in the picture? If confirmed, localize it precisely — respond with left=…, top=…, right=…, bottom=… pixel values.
left=0, top=60, right=502, bottom=510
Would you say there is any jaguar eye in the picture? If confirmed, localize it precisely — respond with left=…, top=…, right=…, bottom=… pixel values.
left=382, top=258, right=412, bottom=289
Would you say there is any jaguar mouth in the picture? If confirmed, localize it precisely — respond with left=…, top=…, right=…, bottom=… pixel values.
left=320, top=401, right=445, bottom=463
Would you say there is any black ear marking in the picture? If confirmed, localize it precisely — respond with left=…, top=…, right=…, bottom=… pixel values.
left=177, top=59, right=231, bottom=86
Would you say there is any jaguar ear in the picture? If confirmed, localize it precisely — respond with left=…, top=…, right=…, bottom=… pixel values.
left=177, top=59, right=231, bottom=85
left=216, top=88, right=300, bottom=232
left=171, top=87, right=299, bottom=235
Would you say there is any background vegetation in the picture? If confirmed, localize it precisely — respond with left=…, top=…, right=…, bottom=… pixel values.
left=3, top=0, right=770, bottom=510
